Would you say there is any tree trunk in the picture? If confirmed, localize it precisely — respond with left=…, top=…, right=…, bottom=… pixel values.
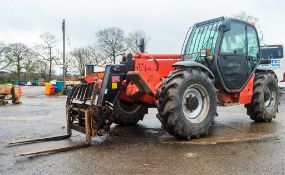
left=24, top=73, right=27, bottom=82
left=17, top=57, right=20, bottom=83
left=80, top=65, right=84, bottom=76
left=112, top=53, right=116, bottom=64
left=49, top=47, right=52, bottom=81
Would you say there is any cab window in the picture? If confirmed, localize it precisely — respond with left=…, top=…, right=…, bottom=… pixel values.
left=220, top=22, right=246, bottom=55
left=261, top=45, right=283, bottom=59
left=247, top=25, right=260, bottom=72
left=247, top=26, right=259, bottom=57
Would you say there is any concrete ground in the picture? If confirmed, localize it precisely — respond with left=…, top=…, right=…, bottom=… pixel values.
left=0, top=86, right=285, bottom=175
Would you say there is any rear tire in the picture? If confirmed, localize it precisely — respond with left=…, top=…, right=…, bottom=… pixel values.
left=158, top=69, right=217, bottom=139
left=113, top=99, right=147, bottom=126
left=245, top=71, right=278, bottom=122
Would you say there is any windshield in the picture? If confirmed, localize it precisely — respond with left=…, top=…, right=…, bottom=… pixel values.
left=261, top=45, right=283, bottom=59
left=183, top=20, right=223, bottom=61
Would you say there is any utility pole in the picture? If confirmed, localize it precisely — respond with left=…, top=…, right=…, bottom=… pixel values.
left=62, top=19, right=66, bottom=89
left=49, top=47, right=52, bottom=81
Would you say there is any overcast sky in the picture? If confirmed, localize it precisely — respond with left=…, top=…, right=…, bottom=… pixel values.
left=0, top=0, right=284, bottom=54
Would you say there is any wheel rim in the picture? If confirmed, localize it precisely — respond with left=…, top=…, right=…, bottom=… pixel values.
left=264, top=84, right=276, bottom=110
left=182, top=84, right=210, bottom=123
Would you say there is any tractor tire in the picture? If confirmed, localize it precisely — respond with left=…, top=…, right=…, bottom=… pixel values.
left=157, top=69, right=217, bottom=139
left=245, top=71, right=278, bottom=122
left=113, top=99, right=147, bottom=126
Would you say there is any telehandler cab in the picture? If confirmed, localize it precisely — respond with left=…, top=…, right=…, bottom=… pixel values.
left=9, top=17, right=278, bottom=156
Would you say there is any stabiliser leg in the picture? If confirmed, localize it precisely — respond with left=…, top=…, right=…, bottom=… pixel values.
left=8, top=107, right=93, bottom=157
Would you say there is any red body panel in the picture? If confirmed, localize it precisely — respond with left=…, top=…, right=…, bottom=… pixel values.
left=217, top=91, right=239, bottom=105
left=217, top=74, right=254, bottom=105
left=238, top=74, right=254, bottom=104
left=133, top=53, right=181, bottom=77
left=122, top=53, right=181, bottom=105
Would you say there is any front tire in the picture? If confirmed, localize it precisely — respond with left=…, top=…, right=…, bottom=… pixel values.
left=113, top=99, right=147, bottom=126
left=245, top=71, right=278, bottom=122
left=158, top=69, right=217, bottom=139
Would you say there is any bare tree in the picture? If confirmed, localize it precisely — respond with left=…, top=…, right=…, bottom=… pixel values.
left=87, top=45, right=109, bottom=65
left=70, top=47, right=92, bottom=75
left=70, top=45, right=106, bottom=75
left=233, top=12, right=264, bottom=43
left=0, top=42, right=6, bottom=69
left=57, top=52, right=75, bottom=76
left=34, top=60, right=49, bottom=81
left=63, top=54, right=74, bottom=76
left=39, top=32, right=59, bottom=81
left=96, top=27, right=126, bottom=64
left=4, top=43, right=35, bottom=82
left=22, top=53, right=37, bottom=81
left=126, top=30, right=149, bottom=52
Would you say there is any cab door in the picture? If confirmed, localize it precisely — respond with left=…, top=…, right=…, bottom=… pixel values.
left=218, top=22, right=249, bottom=90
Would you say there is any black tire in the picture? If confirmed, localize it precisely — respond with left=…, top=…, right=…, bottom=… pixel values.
left=157, top=68, right=217, bottom=139
left=12, top=99, right=16, bottom=104
left=113, top=99, right=147, bottom=126
left=245, top=71, right=278, bottom=122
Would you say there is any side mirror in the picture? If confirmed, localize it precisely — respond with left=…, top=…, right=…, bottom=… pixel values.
left=219, top=22, right=231, bottom=32
left=259, top=59, right=271, bottom=65
left=200, top=48, right=211, bottom=57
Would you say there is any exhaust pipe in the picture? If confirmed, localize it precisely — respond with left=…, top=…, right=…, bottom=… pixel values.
left=139, top=39, right=145, bottom=53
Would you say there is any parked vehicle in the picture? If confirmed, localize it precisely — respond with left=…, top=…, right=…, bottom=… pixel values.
left=10, top=17, right=279, bottom=156
left=259, top=45, right=285, bottom=88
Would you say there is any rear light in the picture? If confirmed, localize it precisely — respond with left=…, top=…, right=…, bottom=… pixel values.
left=200, top=48, right=211, bottom=57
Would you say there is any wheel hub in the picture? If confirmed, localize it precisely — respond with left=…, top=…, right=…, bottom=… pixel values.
left=264, top=85, right=276, bottom=109
left=186, top=95, right=199, bottom=112
left=182, top=84, right=210, bottom=123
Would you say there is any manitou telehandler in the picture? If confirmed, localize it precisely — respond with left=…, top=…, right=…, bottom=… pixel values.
left=9, top=17, right=278, bottom=156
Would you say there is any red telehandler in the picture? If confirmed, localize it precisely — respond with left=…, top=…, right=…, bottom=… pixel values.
left=9, top=17, right=278, bottom=156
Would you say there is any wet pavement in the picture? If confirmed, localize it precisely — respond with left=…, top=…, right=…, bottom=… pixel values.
left=1, top=86, right=285, bottom=175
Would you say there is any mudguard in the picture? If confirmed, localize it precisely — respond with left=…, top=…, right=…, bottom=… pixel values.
left=172, top=61, right=215, bottom=80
